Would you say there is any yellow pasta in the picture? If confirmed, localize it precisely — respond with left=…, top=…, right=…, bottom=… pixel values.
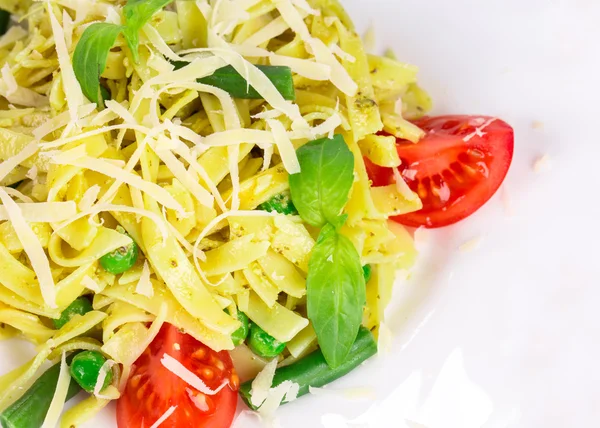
left=201, top=234, right=271, bottom=277
left=257, top=249, right=306, bottom=298
left=271, top=216, right=315, bottom=272
left=243, top=262, right=280, bottom=308
left=239, top=291, right=309, bottom=343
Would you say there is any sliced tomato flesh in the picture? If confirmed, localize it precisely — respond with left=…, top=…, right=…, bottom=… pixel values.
left=367, top=115, right=514, bottom=228
left=116, top=324, right=239, bottom=428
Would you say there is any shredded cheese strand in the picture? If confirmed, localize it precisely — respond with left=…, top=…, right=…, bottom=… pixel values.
left=0, top=188, right=56, bottom=307
left=160, top=353, right=229, bottom=395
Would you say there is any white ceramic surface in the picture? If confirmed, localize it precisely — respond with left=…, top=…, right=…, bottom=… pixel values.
left=2, top=0, right=599, bottom=427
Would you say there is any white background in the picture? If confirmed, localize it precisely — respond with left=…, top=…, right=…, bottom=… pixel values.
left=2, top=0, right=599, bottom=427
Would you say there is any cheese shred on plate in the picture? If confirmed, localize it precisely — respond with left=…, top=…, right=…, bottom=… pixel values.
left=40, top=353, right=71, bottom=428
left=0, top=0, right=430, bottom=425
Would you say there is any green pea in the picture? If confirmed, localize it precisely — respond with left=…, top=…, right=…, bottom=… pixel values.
left=258, top=192, right=298, bottom=215
left=100, top=233, right=139, bottom=274
left=362, top=264, right=372, bottom=283
left=70, top=351, right=113, bottom=393
left=52, top=296, right=93, bottom=329
left=227, top=309, right=249, bottom=346
left=248, top=324, right=285, bottom=358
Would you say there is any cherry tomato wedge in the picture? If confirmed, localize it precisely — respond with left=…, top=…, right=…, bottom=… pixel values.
left=117, top=324, right=239, bottom=428
left=366, top=115, right=514, bottom=228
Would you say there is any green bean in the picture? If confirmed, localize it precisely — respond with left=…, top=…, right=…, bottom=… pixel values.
left=52, top=296, right=93, bottom=330
left=240, top=326, right=377, bottom=409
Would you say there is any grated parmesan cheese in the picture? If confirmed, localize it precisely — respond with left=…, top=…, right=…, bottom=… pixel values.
left=0, top=201, right=77, bottom=222
left=105, top=100, right=137, bottom=125
left=151, top=138, right=214, bottom=207
left=40, top=353, right=71, bottom=428
left=161, top=353, right=229, bottom=395
left=329, top=44, right=356, bottom=63
left=33, top=104, right=96, bottom=141
left=46, top=1, right=85, bottom=118
left=270, top=54, right=331, bottom=81
left=531, top=120, right=544, bottom=130
left=0, top=26, right=27, bottom=50
left=78, top=185, right=101, bottom=211
left=241, top=16, right=290, bottom=47
left=53, top=156, right=185, bottom=213
left=186, top=388, right=210, bottom=411
left=135, top=260, right=154, bottom=298
left=208, top=30, right=307, bottom=126
left=150, top=406, right=177, bottom=428
left=258, top=380, right=300, bottom=417
left=93, top=359, right=115, bottom=398
left=459, top=236, right=483, bottom=253
left=0, top=188, right=56, bottom=307
left=1, top=64, right=17, bottom=95
left=291, top=0, right=320, bottom=16
left=267, top=119, right=300, bottom=174
left=82, top=275, right=102, bottom=293
left=274, top=0, right=357, bottom=96
left=0, top=142, right=38, bottom=182
left=463, top=117, right=497, bottom=142
left=56, top=203, right=169, bottom=242
left=393, top=168, right=419, bottom=201
left=250, top=358, right=278, bottom=408
left=0, top=63, right=48, bottom=107
left=533, top=154, right=551, bottom=173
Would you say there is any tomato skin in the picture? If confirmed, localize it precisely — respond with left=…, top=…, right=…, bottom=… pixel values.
left=367, top=115, right=514, bottom=228
left=116, top=324, right=239, bottom=428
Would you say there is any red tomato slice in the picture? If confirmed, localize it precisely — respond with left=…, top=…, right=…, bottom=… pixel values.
left=366, top=115, right=514, bottom=228
left=117, top=324, right=239, bottom=428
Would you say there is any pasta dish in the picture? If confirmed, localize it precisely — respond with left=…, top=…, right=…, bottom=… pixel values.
left=0, top=0, right=513, bottom=427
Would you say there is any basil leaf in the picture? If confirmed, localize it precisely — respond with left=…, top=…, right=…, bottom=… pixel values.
left=73, top=23, right=123, bottom=107
left=123, top=0, right=173, bottom=63
left=307, top=223, right=366, bottom=368
left=289, top=134, right=354, bottom=228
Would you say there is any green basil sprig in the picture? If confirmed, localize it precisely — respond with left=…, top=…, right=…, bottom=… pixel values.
left=123, top=0, right=174, bottom=63
left=289, top=134, right=354, bottom=229
left=306, top=223, right=366, bottom=367
left=72, top=0, right=173, bottom=106
left=289, top=135, right=366, bottom=368
left=73, top=23, right=123, bottom=107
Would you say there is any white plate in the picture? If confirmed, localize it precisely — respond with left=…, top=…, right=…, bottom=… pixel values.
left=2, top=0, right=599, bottom=427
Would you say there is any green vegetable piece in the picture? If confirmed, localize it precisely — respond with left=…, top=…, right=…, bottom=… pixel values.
left=289, top=134, right=355, bottom=228
left=240, top=326, right=377, bottom=409
left=123, top=0, right=174, bottom=63
left=70, top=351, right=113, bottom=393
left=0, top=10, right=10, bottom=36
left=247, top=324, right=286, bottom=358
left=73, top=23, right=123, bottom=107
left=307, top=224, right=366, bottom=368
left=52, top=296, right=93, bottom=330
left=0, top=358, right=81, bottom=428
left=100, top=233, right=139, bottom=275
left=225, top=308, right=250, bottom=346
left=172, top=62, right=295, bottom=100
left=258, top=193, right=298, bottom=215
left=362, top=264, right=372, bottom=283
left=100, top=85, right=111, bottom=103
